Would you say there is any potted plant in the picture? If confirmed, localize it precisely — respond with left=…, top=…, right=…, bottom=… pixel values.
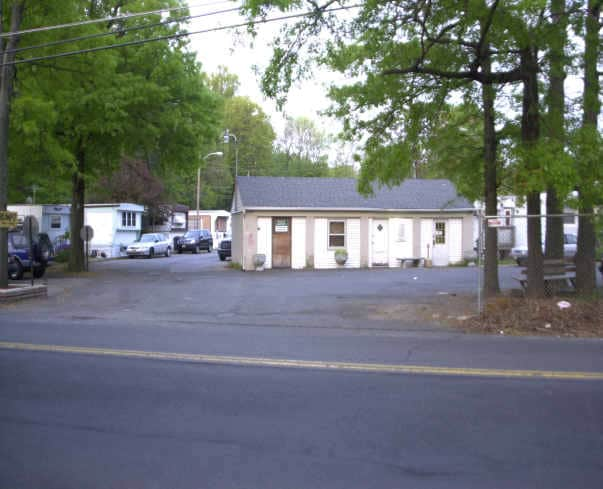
left=334, top=249, right=348, bottom=266
left=253, top=253, right=266, bottom=271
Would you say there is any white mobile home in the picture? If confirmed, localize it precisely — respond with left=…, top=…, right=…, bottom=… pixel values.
left=231, top=177, right=475, bottom=271
left=188, top=209, right=231, bottom=244
left=7, top=204, right=71, bottom=243
left=85, top=203, right=145, bottom=257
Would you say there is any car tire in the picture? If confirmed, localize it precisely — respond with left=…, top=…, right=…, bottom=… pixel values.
left=128, top=255, right=135, bottom=259
left=194, top=245, right=199, bottom=254
left=33, top=265, right=46, bottom=279
left=148, top=248, right=154, bottom=259
left=178, top=248, right=183, bottom=254
left=10, top=260, right=24, bottom=280
left=165, top=247, right=171, bottom=257
left=219, top=253, right=225, bottom=261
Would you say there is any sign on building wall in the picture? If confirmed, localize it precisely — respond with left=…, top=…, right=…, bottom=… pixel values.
left=274, top=219, right=289, bottom=233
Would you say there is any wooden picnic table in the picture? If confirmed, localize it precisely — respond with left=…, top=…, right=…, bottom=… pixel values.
left=513, top=259, right=576, bottom=296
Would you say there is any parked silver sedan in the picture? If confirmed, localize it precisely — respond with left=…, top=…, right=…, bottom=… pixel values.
left=510, top=233, right=577, bottom=266
left=126, top=233, right=172, bottom=258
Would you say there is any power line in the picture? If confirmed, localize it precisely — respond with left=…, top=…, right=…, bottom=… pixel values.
left=0, top=1, right=234, bottom=38
left=7, top=7, right=241, bottom=55
left=1, top=5, right=361, bottom=68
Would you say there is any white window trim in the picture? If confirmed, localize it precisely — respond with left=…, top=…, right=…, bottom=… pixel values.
left=328, top=219, right=346, bottom=249
left=50, top=215, right=62, bottom=229
left=435, top=221, right=446, bottom=245
left=121, top=211, right=137, bottom=228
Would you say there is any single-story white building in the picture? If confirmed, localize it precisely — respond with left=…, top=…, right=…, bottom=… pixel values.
left=85, top=203, right=145, bottom=257
left=231, top=176, right=475, bottom=270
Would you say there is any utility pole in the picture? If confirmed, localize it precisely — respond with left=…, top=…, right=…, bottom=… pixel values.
left=0, top=2, right=26, bottom=289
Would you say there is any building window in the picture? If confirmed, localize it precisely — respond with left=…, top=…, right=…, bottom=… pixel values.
left=328, top=220, right=345, bottom=248
left=435, top=221, right=446, bottom=244
left=50, top=215, right=61, bottom=229
left=121, top=211, right=136, bottom=227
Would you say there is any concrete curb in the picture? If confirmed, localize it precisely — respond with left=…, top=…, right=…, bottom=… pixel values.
left=0, top=284, right=48, bottom=303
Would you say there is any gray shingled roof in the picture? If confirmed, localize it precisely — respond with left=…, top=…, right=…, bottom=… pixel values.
left=236, top=176, right=473, bottom=211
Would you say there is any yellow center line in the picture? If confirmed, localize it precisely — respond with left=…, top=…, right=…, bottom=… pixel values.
left=1, top=341, right=602, bottom=380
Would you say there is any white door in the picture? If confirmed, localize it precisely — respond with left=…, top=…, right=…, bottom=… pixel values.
left=256, top=217, right=272, bottom=269
left=432, top=220, right=449, bottom=266
left=371, top=219, right=389, bottom=265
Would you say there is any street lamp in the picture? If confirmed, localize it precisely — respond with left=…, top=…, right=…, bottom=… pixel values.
left=223, top=129, right=238, bottom=178
left=197, top=152, right=223, bottom=230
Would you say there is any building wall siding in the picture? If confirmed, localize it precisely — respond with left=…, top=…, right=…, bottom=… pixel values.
left=305, top=216, right=314, bottom=268
left=240, top=210, right=473, bottom=269
left=420, top=219, right=434, bottom=262
left=243, top=214, right=259, bottom=270
left=448, top=218, right=463, bottom=264
left=314, top=218, right=360, bottom=269
left=256, top=217, right=272, bottom=269
left=360, top=216, right=369, bottom=267
left=291, top=217, right=306, bottom=269
left=231, top=213, right=244, bottom=266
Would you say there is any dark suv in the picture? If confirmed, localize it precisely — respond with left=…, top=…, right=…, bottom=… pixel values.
left=217, top=236, right=231, bottom=261
left=177, top=229, right=213, bottom=253
left=8, top=230, right=51, bottom=279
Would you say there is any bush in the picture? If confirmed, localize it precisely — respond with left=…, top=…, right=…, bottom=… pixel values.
left=54, top=249, right=71, bottom=263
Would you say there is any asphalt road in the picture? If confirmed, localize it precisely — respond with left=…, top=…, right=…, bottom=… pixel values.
left=1, top=254, right=602, bottom=488
left=1, top=349, right=602, bottom=489
left=0, top=251, right=554, bottom=330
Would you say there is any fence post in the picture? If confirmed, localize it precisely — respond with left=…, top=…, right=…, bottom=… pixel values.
left=477, top=211, right=483, bottom=315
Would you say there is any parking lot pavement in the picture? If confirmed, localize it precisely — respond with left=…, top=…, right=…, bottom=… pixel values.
left=0, top=254, right=522, bottom=331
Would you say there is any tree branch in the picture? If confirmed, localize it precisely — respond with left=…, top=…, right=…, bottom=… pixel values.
left=382, top=65, right=523, bottom=84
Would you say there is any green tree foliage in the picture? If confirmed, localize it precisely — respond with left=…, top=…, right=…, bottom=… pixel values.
left=8, top=0, right=220, bottom=271
left=419, top=103, right=485, bottom=202
left=223, top=95, right=276, bottom=177
left=209, top=65, right=241, bottom=98
left=271, top=116, right=330, bottom=176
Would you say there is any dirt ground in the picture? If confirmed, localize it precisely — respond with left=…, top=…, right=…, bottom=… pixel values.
left=425, top=293, right=603, bottom=338
left=369, top=292, right=603, bottom=338
left=462, top=295, right=603, bottom=338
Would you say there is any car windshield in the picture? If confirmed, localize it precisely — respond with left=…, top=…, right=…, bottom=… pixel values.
left=564, top=234, right=577, bottom=244
left=184, top=231, right=199, bottom=238
left=140, top=235, right=156, bottom=243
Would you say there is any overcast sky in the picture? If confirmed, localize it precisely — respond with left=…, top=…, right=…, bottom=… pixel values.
left=186, top=1, right=337, bottom=138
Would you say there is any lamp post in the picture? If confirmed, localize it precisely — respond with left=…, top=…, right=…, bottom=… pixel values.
left=197, top=152, right=223, bottom=230
left=223, top=129, right=238, bottom=178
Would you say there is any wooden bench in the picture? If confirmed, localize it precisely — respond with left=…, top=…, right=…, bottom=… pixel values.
left=513, top=259, right=576, bottom=295
left=396, top=258, right=425, bottom=268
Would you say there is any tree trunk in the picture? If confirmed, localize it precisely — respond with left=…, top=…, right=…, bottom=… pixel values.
left=481, top=54, right=499, bottom=297
left=575, top=0, right=600, bottom=295
left=68, top=144, right=86, bottom=272
left=545, top=189, right=564, bottom=259
left=0, top=1, right=25, bottom=289
left=521, top=48, right=545, bottom=298
left=544, top=0, right=567, bottom=260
